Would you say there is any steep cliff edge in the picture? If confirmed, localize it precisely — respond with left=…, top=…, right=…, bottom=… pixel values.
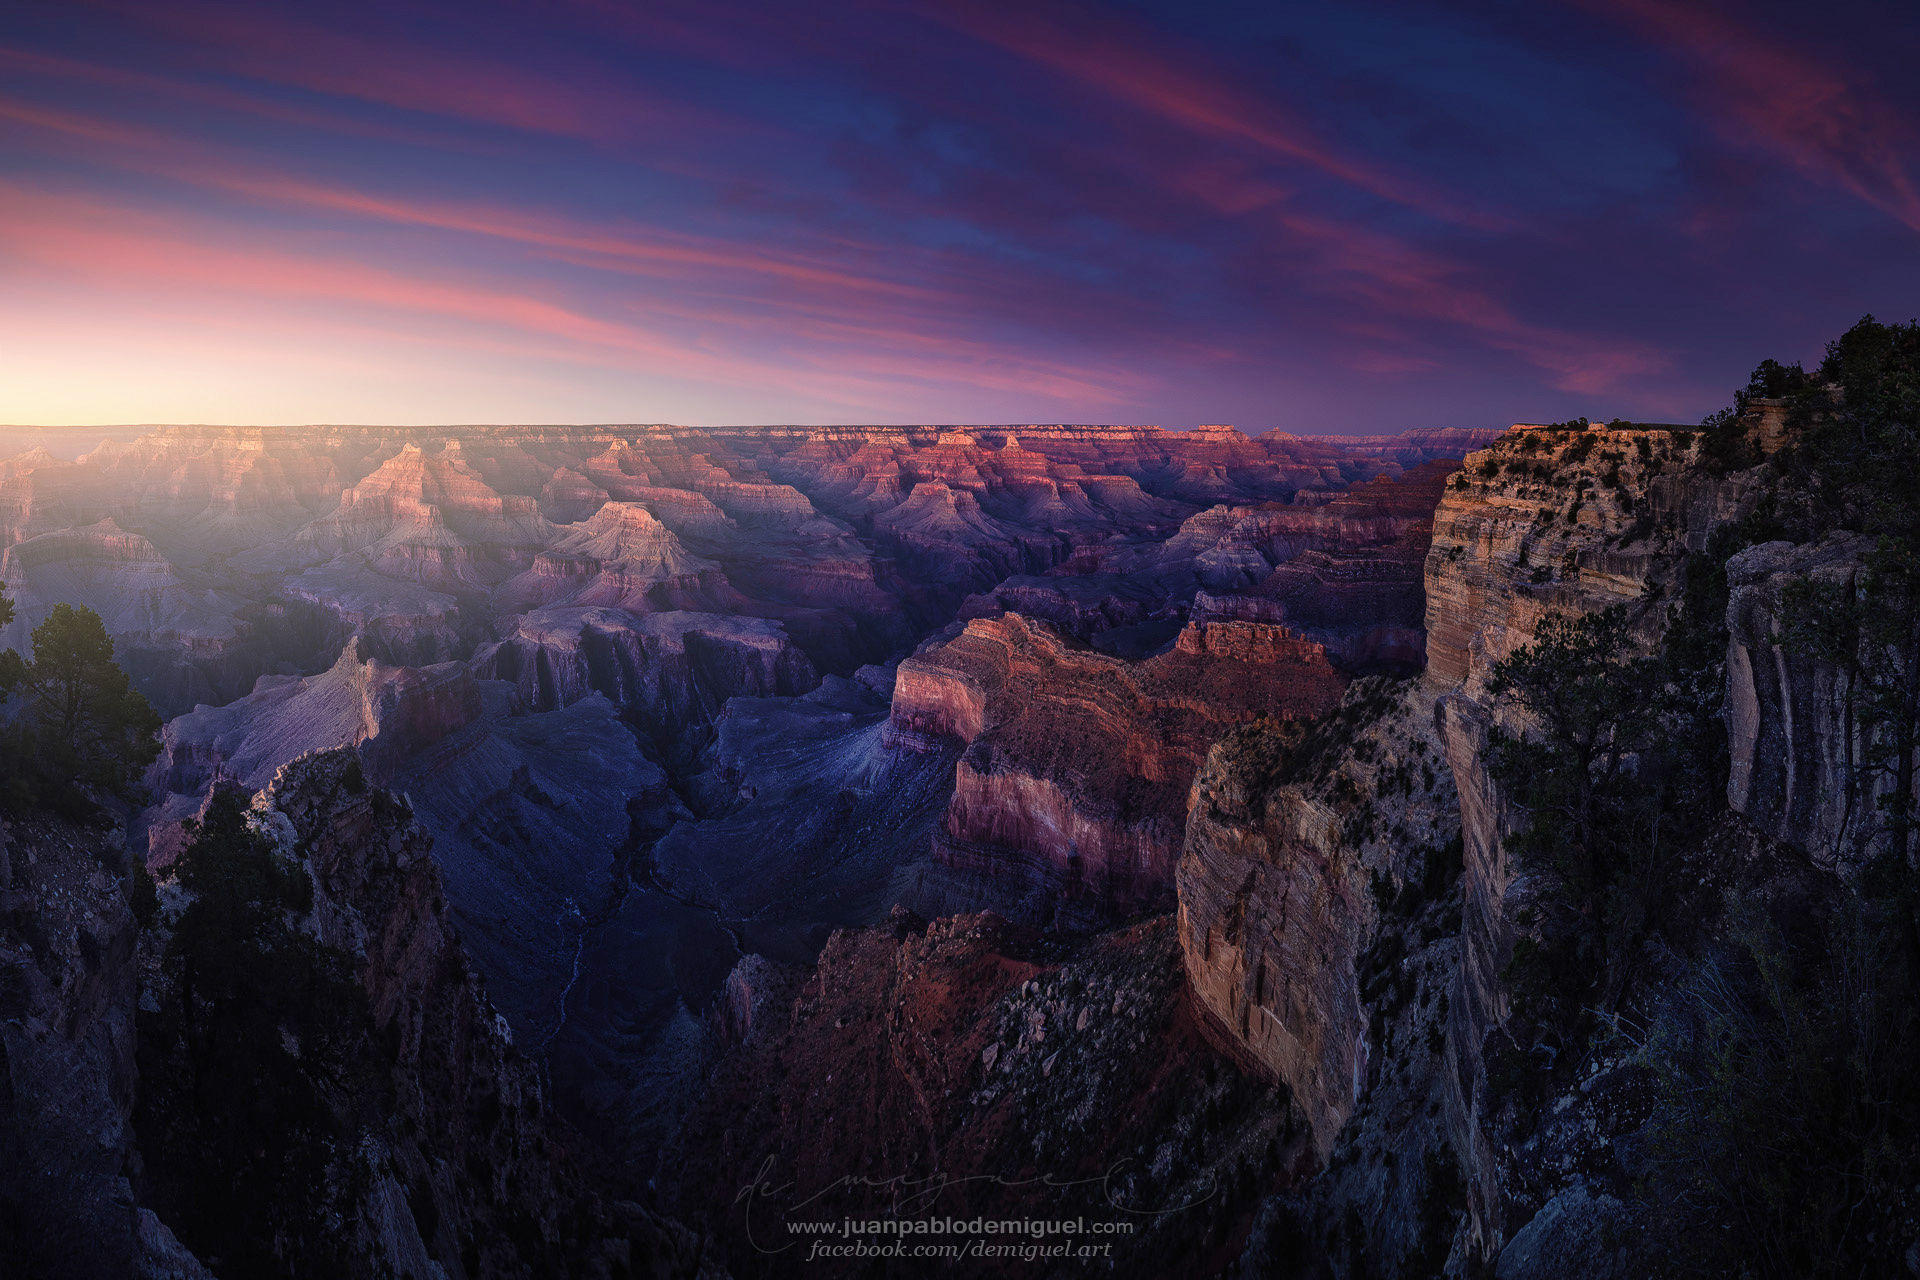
left=136, top=750, right=716, bottom=1280
left=0, top=813, right=208, bottom=1280
left=1421, top=419, right=1767, bottom=699
left=1178, top=678, right=1459, bottom=1158
left=1409, top=386, right=1919, bottom=1275
left=1723, top=533, right=1884, bottom=870
left=4, top=757, right=716, bottom=1280
left=1172, top=398, right=1906, bottom=1277
left=1416, top=418, right=1781, bottom=1259
left=891, top=613, right=1345, bottom=921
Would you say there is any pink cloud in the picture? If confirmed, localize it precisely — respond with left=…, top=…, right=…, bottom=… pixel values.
left=0, top=47, right=481, bottom=152
left=1592, top=0, right=1920, bottom=234
left=0, top=95, right=948, bottom=304
left=0, top=185, right=1147, bottom=411
left=1266, top=209, right=1670, bottom=392
left=923, top=0, right=1502, bottom=229
left=78, top=0, right=736, bottom=147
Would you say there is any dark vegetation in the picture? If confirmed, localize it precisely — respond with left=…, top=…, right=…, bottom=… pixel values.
left=0, top=591, right=160, bottom=820
left=0, top=590, right=400, bottom=1277
left=134, top=787, right=376, bottom=1280
left=1486, top=318, right=1920, bottom=1276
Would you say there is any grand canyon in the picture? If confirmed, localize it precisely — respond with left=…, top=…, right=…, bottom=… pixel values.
left=8, top=350, right=1920, bottom=1278
left=6, top=2, right=1919, bottom=1277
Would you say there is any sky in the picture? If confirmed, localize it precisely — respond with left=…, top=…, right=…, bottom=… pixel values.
left=1, top=0, right=1917, bottom=433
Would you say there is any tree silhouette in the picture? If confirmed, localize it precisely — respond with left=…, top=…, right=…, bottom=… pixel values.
left=0, top=591, right=160, bottom=817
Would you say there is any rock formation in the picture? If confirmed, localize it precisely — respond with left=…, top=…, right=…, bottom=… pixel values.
left=1724, top=533, right=1884, bottom=870
left=1178, top=678, right=1459, bottom=1156
left=213, top=751, right=714, bottom=1279
left=1415, top=419, right=1778, bottom=1263
left=1, top=757, right=716, bottom=1280
left=143, top=643, right=681, bottom=1048
left=472, top=606, right=815, bottom=740
left=664, top=911, right=1302, bottom=1278
left=0, top=811, right=210, bottom=1279
left=892, top=613, right=1345, bottom=920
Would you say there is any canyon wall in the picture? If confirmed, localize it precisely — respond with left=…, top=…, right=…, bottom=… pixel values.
left=1, top=754, right=713, bottom=1280
left=892, top=614, right=1345, bottom=920
left=1173, top=404, right=1900, bottom=1275
left=1178, top=679, right=1459, bottom=1157
left=1723, top=533, right=1889, bottom=870
left=1420, top=420, right=1760, bottom=1260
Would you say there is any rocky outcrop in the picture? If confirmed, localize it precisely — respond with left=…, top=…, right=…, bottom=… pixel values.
left=146, top=640, right=480, bottom=810
left=1176, top=411, right=1812, bottom=1277
left=494, top=502, right=740, bottom=614
left=649, top=670, right=957, bottom=966
left=893, top=614, right=1345, bottom=919
left=472, top=605, right=817, bottom=737
left=1178, top=679, right=1459, bottom=1156
left=1, top=763, right=714, bottom=1280
left=1724, top=534, right=1887, bottom=870
left=1412, top=411, right=1796, bottom=1269
left=140, top=643, right=683, bottom=1049
left=243, top=752, right=713, bottom=1280
left=127, top=751, right=717, bottom=1279
left=664, top=913, right=1302, bottom=1278
left=0, top=813, right=210, bottom=1279
left=263, top=442, right=556, bottom=591
left=1422, top=422, right=1763, bottom=699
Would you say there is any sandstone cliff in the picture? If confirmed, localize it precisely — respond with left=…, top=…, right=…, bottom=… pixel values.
left=1165, top=406, right=1879, bottom=1277
left=1178, top=678, right=1459, bottom=1157
left=892, top=613, right=1345, bottom=920
left=1723, top=533, right=1889, bottom=870
left=1417, top=418, right=1781, bottom=1264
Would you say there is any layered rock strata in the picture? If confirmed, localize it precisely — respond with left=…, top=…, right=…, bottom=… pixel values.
left=892, top=613, right=1345, bottom=919
left=1724, top=533, right=1886, bottom=870
left=1178, top=678, right=1460, bottom=1156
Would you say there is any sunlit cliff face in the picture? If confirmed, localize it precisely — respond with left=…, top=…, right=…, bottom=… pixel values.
left=3, top=1, right=1916, bottom=430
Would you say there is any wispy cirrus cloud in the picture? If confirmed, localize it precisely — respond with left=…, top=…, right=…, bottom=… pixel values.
left=1591, top=0, right=1920, bottom=234
left=4, top=0, right=1904, bottom=429
left=74, top=0, right=738, bottom=146
left=0, top=95, right=941, bottom=303
left=0, top=184, right=1148, bottom=410
left=1258, top=208, right=1669, bottom=393
left=0, top=47, right=482, bottom=151
left=920, top=0, right=1503, bottom=229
